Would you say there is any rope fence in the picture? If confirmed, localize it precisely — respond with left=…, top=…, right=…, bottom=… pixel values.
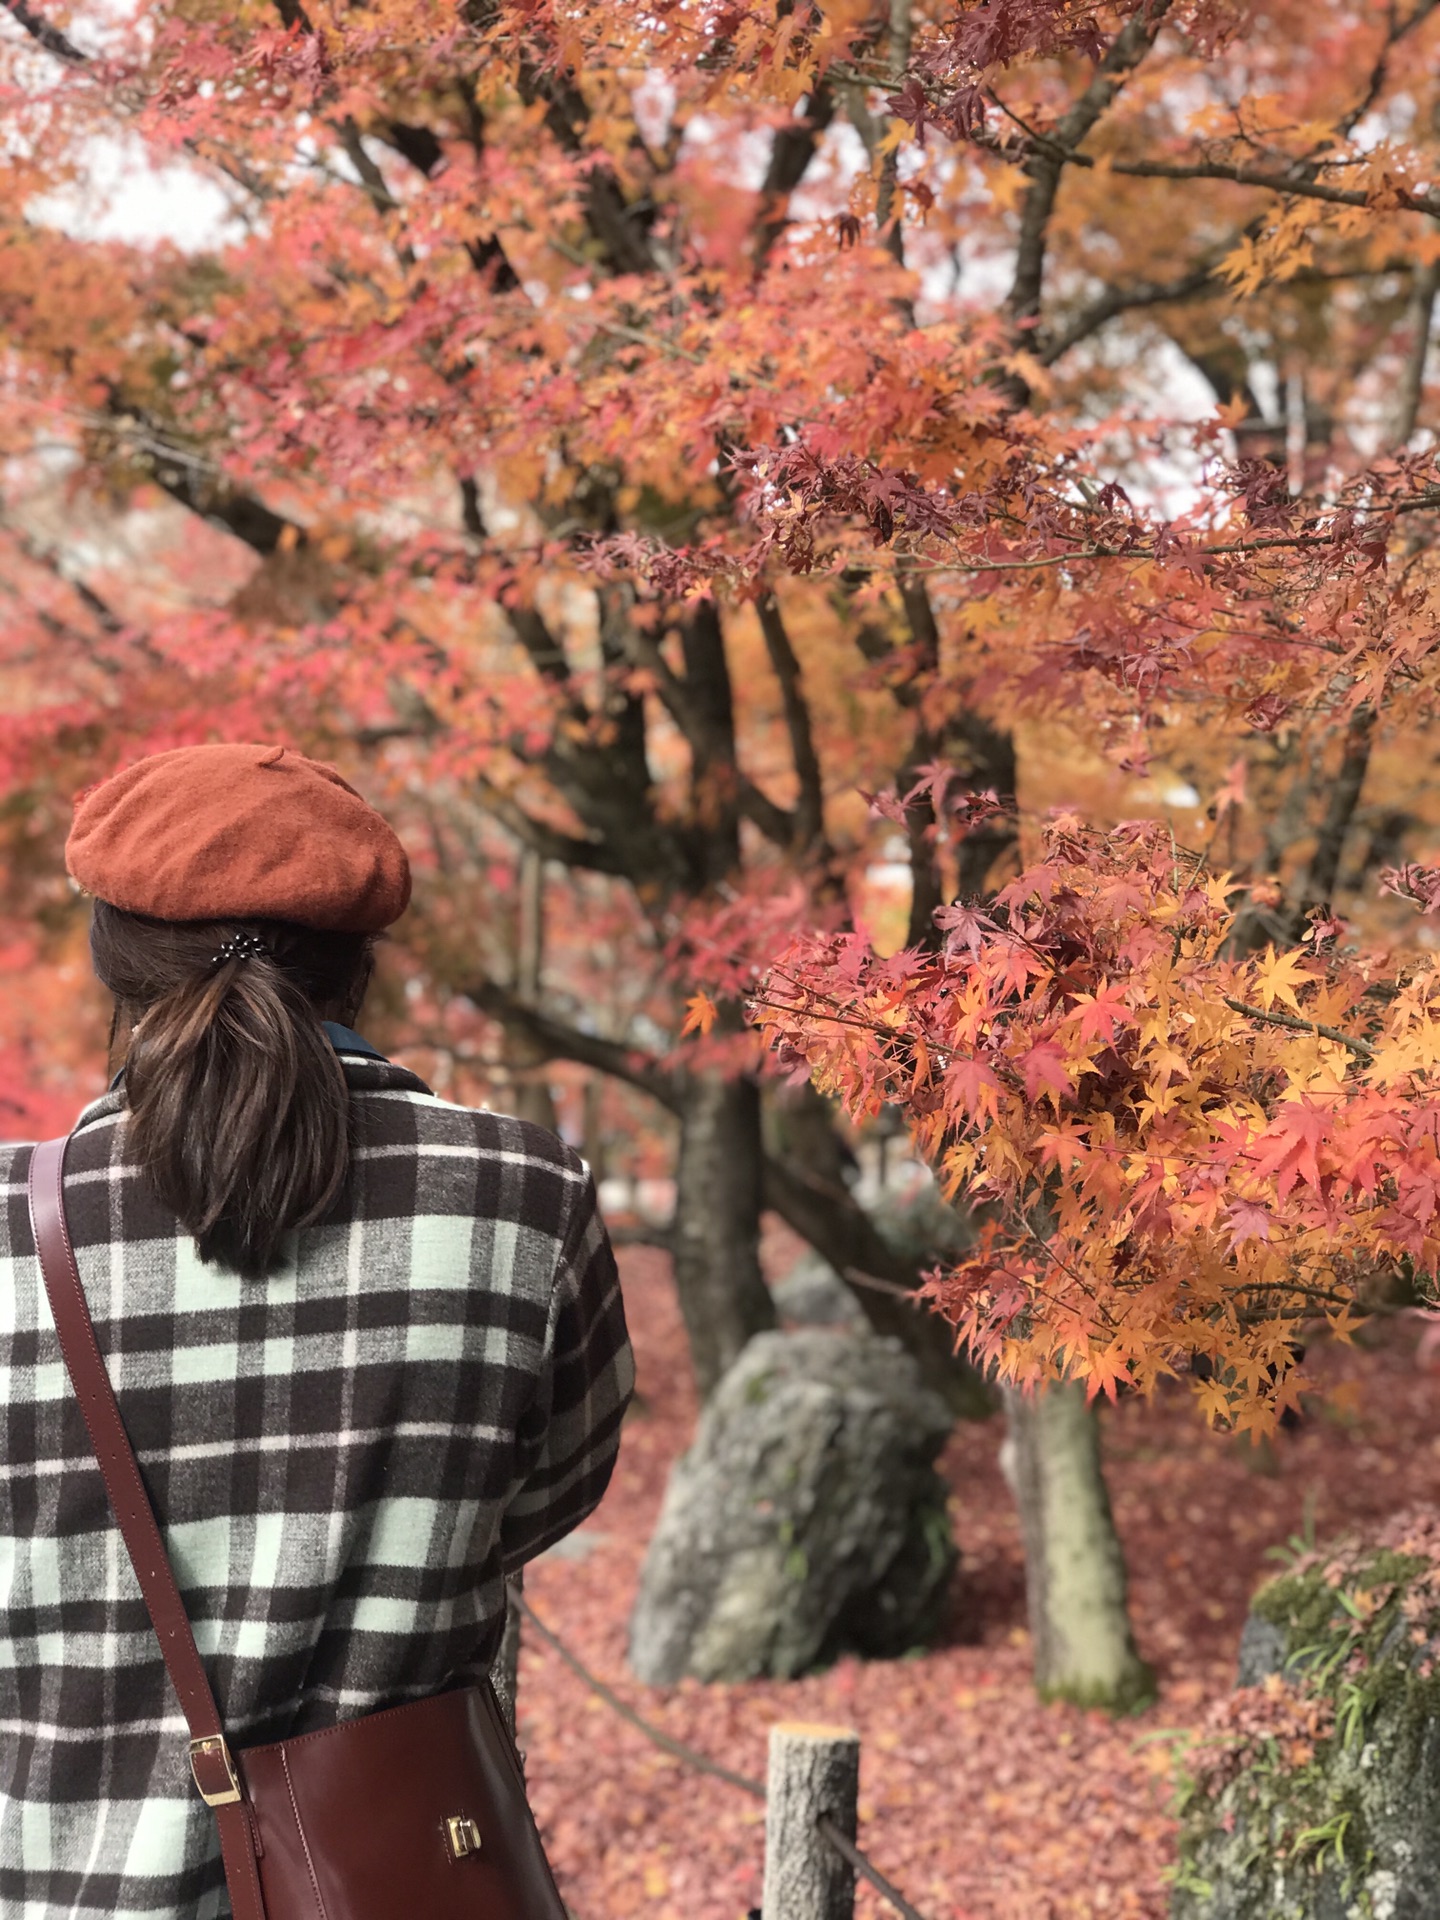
left=508, top=1583, right=934, bottom=1920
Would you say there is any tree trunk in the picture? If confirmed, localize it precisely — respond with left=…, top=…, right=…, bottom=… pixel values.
left=1001, top=1382, right=1153, bottom=1711
left=672, top=1072, right=777, bottom=1396
left=762, top=1138, right=996, bottom=1420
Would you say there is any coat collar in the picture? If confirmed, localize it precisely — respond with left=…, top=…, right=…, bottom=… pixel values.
left=82, top=1031, right=432, bottom=1134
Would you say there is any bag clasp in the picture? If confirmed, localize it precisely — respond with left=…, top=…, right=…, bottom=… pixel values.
left=190, top=1735, right=244, bottom=1807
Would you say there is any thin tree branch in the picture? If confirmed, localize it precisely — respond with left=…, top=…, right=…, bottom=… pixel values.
left=1298, top=708, right=1375, bottom=916
left=1083, top=154, right=1440, bottom=217
left=892, top=577, right=944, bottom=949
left=753, top=83, right=835, bottom=270
left=1395, top=242, right=1440, bottom=444
left=472, top=781, right=634, bottom=877
left=462, top=978, right=682, bottom=1112
left=339, top=117, right=401, bottom=216
left=459, top=478, right=577, bottom=690
left=1038, top=257, right=1232, bottom=364
left=1333, top=0, right=1440, bottom=141
left=1007, top=0, right=1176, bottom=338
left=755, top=593, right=826, bottom=851
left=1, top=0, right=87, bottom=62
left=1221, top=997, right=1376, bottom=1060
left=2, top=0, right=273, bottom=202
left=875, top=0, right=913, bottom=269
left=614, top=603, right=799, bottom=851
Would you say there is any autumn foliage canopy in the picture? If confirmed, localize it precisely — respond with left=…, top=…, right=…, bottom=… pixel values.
left=6, top=0, right=1440, bottom=1424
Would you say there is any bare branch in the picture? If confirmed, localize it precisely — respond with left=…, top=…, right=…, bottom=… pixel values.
left=1090, top=154, right=1440, bottom=218
left=875, top=0, right=913, bottom=268
left=1334, top=0, right=1440, bottom=141
left=1007, top=0, right=1176, bottom=335
left=1298, top=708, right=1375, bottom=916
left=753, top=84, right=835, bottom=270
left=1395, top=242, right=1440, bottom=444
left=462, top=978, right=681, bottom=1111
left=760, top=1151, right=996, bottom=1414
left=1037, top=242, right=1413, bottom=367
left=893, top=578, right=943, bottom=948
left=458, top=478, right=576, bottom=689
left=338, top=117, right=401, bottom=216
left=1, top=0, right=87, bottom=63
left=472, top=780, right=634, bottom=877
left=755, top=593, right=826, bottom=851
left=1038, top=256, right=1231, bottom=364
left=1221, top=997, right=1375, bottom=1061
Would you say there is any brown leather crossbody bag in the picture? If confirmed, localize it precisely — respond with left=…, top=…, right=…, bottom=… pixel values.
left=27, top=1133, right=570, bottom=1920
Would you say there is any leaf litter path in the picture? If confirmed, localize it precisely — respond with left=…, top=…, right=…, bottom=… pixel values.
left=517, top=1243, right=1440, bottom=1920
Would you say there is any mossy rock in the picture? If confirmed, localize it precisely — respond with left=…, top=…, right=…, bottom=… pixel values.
left=628, top=1331, right=957, bottom=1683
left=1173, top=1509, right=1440, bottom=1920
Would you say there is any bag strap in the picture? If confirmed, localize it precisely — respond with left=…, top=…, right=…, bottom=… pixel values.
left=27, top=1135, right=268, bottom=1920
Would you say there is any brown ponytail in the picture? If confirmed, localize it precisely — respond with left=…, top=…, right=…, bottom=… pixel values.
left=89, top=902, right=375, bottom=1279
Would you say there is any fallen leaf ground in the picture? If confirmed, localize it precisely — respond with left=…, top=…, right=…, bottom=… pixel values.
left=517, top=1237, right=1440, bottom=1920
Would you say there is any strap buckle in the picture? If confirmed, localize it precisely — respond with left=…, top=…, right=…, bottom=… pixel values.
left=189, top=1735, right=243, bottom=1808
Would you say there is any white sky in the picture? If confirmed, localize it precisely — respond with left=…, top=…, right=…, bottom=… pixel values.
left=27, top=132, right=240, bottom=248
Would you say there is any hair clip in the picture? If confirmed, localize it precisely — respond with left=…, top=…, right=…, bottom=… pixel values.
left=212, top=933, right=270, bottom=970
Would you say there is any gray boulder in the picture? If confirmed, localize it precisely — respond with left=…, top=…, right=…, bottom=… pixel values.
left=628, top=1331, right=956, bottom=1684
left=771, top=1253, right=866, bottom=1329
left=1173, top=1508, right=1440, bottom=1920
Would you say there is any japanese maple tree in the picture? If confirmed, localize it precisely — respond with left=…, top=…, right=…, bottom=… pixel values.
left=7, top=0, right=1440, bottom=1701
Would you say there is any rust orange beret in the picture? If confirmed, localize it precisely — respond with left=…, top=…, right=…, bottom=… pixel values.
left=66, top=744, right=411, bottom=933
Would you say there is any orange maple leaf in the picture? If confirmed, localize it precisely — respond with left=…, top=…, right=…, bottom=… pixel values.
left=681, top=991, right=718, bottom=1037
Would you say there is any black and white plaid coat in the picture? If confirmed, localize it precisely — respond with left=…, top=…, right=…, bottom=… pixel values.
left=0, top=1041, right=633, bottom=1919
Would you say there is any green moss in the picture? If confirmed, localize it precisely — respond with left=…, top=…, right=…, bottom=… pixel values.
left=1251, top=1567, right=1338, bottom=1640
left=1175, top=1542, right=1440, bottom=1916
left=1041, top=1659, right=1157, bottom=1715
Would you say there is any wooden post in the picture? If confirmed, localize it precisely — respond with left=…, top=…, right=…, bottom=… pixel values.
left=761, top=1723, right=859, bottom=1920
left=491, top=1571, right=523, bottom=1746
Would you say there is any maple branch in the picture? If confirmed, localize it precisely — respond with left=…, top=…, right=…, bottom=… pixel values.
left=875, top=0, right=913, bottom=273
left=1299, top=708, right=1375, bottom=918
left=1221, top=997, right=1376, bottom=1061
left=755, top=593, right=826, bottom=851
left=517, top=60, right=658, bottom=277
left=753, top=82, right=836, bottom=270
left=759, top=1152, right=997, bottom=1414
left=775, top=487, right=1440, bottom=582
left=461, top=978, right=682, bottom=1112
left=1333, top=0, right=1440, bottom=142
left=1038, top=255, right=1234, bottom=365
left=1080, top=155, right=1440, bottom=219
left=606, top=594, right=805, bottom=855
left=338, top=118, right=401, bottom=217
left=1395, top=241, right=1440, bottom=444
left=589, top=319, right=706, bottom=369
left=1, top=0, right=87, bottom=62
left=503, top=604, right=576, bottom=691
left=103, top=421, right=301, bottom=555
left=0, top=520, right=179, bottom=682
left=458, top=478, right=576, bottom=690
left=1006, top=0, right=1175, bottom=360
left=989, top=0, right=1440, bottom=245
left=472, top=782, right=633, bottom=878
left=893, top=578, right=945, bottom=948
left=0, top=519, right=129, bottom=639
left=3, top=0, right=274, bottom=205
left=456, top=489, right=698, bottom=896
